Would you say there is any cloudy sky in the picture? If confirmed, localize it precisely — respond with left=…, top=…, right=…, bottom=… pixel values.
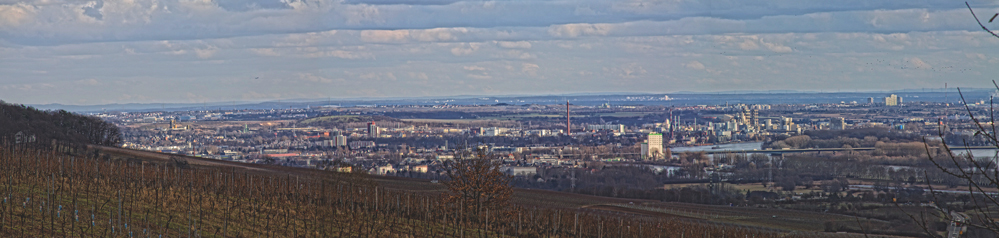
left=2, top=0, right=999, bottom=105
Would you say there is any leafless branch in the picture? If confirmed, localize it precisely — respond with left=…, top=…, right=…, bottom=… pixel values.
left=967, top=2, right=999, bottom=39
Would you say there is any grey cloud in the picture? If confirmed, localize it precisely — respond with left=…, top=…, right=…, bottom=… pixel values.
left=6, top=0, right=997, bottom=46
left=5, top=0, right=999, bottom=104
left=343, top=0, right=461, bottom=5
left=81, top=0, right=102, bottom=20
left=215, top=0, right=292, bottom=12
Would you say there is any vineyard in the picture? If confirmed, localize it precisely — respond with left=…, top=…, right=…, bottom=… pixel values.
left=0, top=144, right=881, bottom=237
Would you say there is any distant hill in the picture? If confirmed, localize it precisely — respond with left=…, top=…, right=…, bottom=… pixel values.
left=0, top=101, right=120, bottom=146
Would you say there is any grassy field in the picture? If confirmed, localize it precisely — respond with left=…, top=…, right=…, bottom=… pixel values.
left=299, top=115, right=363, bottom=124
left=663, top=182, right=826, bottom=194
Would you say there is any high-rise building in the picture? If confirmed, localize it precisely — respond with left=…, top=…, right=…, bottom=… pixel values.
left=641, top=133, right=664, bottom=160
left=885, top=94, right=900, bottom=106
left=830, top=117, right=846, bottom=130
left=334, top=135, right=347, bottom=147
left=739, top=107, right=750, bottom=126
left=367, top=121, right=380, bottom=138
left=782, top=117, right=794, bottom=131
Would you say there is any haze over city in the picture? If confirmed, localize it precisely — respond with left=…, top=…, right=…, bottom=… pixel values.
left=3, top=0, right=999, bottom=105
left=9, top=0, right=999, bottom=237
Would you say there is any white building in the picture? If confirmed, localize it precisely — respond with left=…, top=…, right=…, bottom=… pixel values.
left=525, top=130, right=551, bottom=136
left=410, top=165, right=429, bottom=173
left=587, top=124, right=626, bottom=133
left=641, top=133, right=664, bottom=160
left=367, top=122, right=380, bottom=138
left=334, top=135, right=347, bottom=147
left=885, top=94, right=901, bottom=106
left=481, top=127, right=506, bottom=136
left=376, top=164, right=396, bottom=175
left=501, top=166, right=537, bottom=176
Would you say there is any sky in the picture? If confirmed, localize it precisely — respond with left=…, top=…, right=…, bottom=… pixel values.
left=2, top=0, right=999, bottom=105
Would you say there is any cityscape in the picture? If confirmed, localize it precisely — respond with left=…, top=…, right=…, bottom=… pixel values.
left=5, top=0, right=999, bottom=237
left=67, top=89, right=999, bottom=236
left=108, top=92, right=980, bottom=167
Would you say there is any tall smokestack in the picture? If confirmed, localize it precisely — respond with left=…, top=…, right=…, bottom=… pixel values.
left=668, top=108, right=673, bottom=143
left=566, top=100, right=571, bottom=135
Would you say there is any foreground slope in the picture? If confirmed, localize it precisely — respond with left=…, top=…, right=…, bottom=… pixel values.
left=52, top=145, right=897, bottom=237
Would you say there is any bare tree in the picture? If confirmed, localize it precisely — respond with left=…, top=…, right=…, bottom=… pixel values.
left=967, top=2, right=999, bottom=39
left=442, top=149, right=513, bottom=216
left=917, top=83, right=999, bottom=237
left=900, top=4, right=999, bottom=237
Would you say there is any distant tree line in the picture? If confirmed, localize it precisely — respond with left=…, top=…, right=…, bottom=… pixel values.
left=765, top=128, right=926, bottom=149
left=0, top=101, right=121, bottom=147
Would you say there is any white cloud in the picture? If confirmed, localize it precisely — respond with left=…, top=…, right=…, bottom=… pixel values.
left=342, top=3, right=382, bottom=25
left=521, top=63, right=539, bottom=75
left=907, top=57, right=932, bottom=69
left=360, top=28, right=468, bottom=43
left=611, top=0, right=683, bottom=14
left=0, top=3, right=35, bottom=28
left=0, top=82, right=55, bottom=91
left=5, top=0, right=999, bottom=104
left=604, top=63, right=646, bottom=78
left=739, top=39, right=759, bottom=50
left=250, top=48, right=280, bottom=56
left=761, top=41, right=792, bottom=53
left=178, top=0, right=219, bottom=12
left=467, top=73, right=491, bottom=79
left=299, top=47, right=373, bottom=59
left=298, top=73, right=341, bottom=83
left=361, top=30, right=410, bottom=43
left=408, top=72, right=429, bottom=80
left=966, top=53, right=987, bottom=60
left=496, top=41, right=531, bottom=49
left=463, top=65, right=486, bottom=71
left=685, top=61, right=705, bottom=70
left=497, top=50, right=535, bottom=60
left=450, top=43, right=481, bottom=56
left=278, top=30, right=338, bottom=47
left=411, top=28, right=466, bottom=42
left=194, top=45, right=218, bottom=58
left=358, top=72, right=396, bottom=81
left=548, top=23, right=613, bottom=37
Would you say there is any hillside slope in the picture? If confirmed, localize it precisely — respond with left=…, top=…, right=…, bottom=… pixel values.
left=0, top=102, right=120, bottom=146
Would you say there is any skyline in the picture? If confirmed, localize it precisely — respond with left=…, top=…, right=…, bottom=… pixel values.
left=28, top=89, right=997, bottom=113
left=2, top=0, right=999, bottom=104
